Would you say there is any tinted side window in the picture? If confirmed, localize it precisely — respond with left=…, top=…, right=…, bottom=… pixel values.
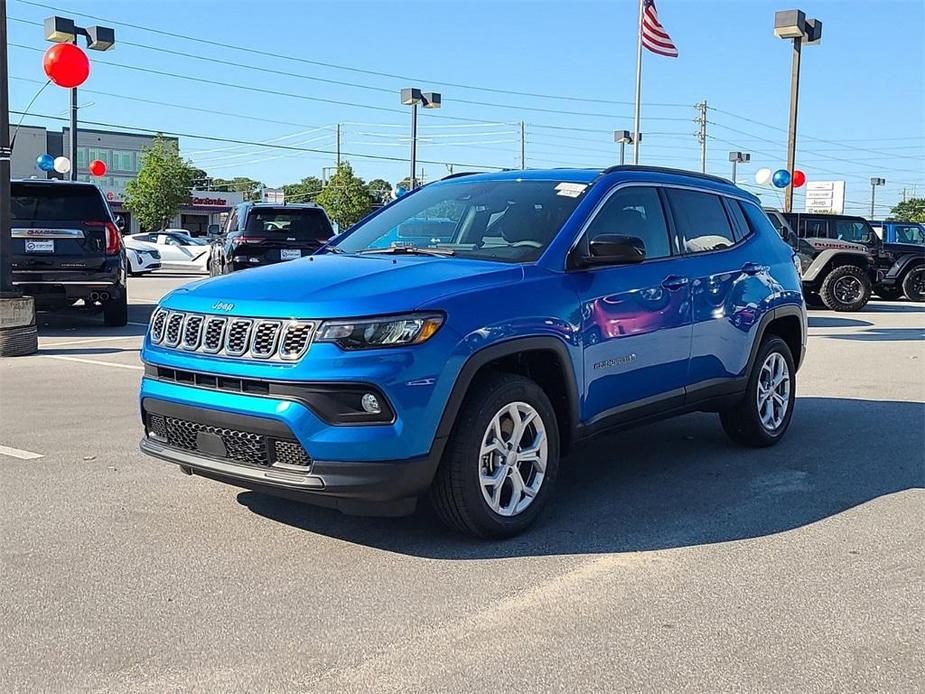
left=833, top=219, right=872, bottom=244
left=11, top=184, right=110, bottom=222
left=584, top=186, right=671, bottom=260
left=666, top=189, right=735, bottom=253
left=801, top=218, right=829, bottom=238
left=723, top=198, right=750, bottom=241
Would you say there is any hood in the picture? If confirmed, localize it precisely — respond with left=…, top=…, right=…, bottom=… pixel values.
left=123, top=237, right=159, bottom=252
left=160, top=253, right=524, bottom=319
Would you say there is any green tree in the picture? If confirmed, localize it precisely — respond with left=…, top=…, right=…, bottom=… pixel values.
left=212, top=176, right=265, bottom=202
left=889, top=198, right=925, bottom=223
left=316, top=163, right=373, bottom=229
left=124, top=136, right=196, bottom=231
left=282, top=176, right=323, bottom=204
left=366, top=178, right=393, bottom=204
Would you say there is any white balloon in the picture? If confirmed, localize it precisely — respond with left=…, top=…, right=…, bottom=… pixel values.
left=755, top=167, right=772, bottom=186
left=53, top=156, right=71, bottom=174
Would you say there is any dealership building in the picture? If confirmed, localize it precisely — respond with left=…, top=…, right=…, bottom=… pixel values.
left=9, top=125, right=243, bottom=235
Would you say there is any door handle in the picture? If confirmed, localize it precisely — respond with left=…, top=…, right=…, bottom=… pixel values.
left=661, top=275, right=689, bottom=291
left=741, top=262, right=767, bottom=275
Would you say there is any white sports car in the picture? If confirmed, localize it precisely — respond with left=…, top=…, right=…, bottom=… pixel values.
left=122, top=236, right=162, bottom=276
left=129, top=231, right=211, bottom=273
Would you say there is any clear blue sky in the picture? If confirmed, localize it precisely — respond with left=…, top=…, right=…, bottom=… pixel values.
left=8, top=0, right=924, bottom=214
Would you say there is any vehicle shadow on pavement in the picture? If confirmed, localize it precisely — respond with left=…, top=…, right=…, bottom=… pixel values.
left=237, top=396, right=925, bottom=559
left=808, top=316, right=872, bottom=328
left=821, top=328, right=925, bottom=342
left=35, top=303, right=158, bottom=336
left=860, top=303, right=925, bottom=313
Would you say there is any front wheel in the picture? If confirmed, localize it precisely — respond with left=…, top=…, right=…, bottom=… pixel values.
left=902, top=266, right=925, bottom=302
left=720, top=336, right=796, bottom=447
left=818, top=265, right=871, bottom=312
left=429, top=373, right=559, bottom=538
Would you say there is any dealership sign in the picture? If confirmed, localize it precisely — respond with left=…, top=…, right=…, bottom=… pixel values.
left=804, top=181, right=846, bottom=214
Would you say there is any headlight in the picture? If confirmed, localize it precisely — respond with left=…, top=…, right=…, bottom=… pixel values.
left=316, top=313, right=444, bottom=350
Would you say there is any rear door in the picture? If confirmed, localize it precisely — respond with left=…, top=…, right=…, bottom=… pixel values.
left=10, top=182, right=114, bottom=272
left=237, top=207, right=334, bottom=263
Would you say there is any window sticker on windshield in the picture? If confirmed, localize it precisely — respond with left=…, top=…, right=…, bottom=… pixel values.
left=555, top=182, right=587, bottom=198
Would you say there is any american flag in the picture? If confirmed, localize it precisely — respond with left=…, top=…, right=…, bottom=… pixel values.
left=641, top=0, right=678, bottom=58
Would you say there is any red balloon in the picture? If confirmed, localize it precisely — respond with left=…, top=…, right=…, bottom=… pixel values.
left=89, top=159, right=107, bottom=177
left=792, top=170, right=806, bottom=188
left=43, top=43, right=90, bottom=88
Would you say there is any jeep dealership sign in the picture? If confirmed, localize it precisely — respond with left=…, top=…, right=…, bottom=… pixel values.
left=804, top=181, right=846, bottom=214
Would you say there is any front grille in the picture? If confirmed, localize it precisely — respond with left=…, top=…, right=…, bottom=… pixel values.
left=225, top=319, right=253, bottom=356
left=251, top=321, right=281, bottom=358
left=164, top=313, right=184, bottom=347
left=181, top=315, right=204, bottom=350
left=280, top=322, right=314, bottom=360
left=202, top=317, right=226, bottom=353
left=150, top=310, right=168, bottom=342
left=148, top=310, right=314, bottom=361
left=146, top=412, right=312, bottom=471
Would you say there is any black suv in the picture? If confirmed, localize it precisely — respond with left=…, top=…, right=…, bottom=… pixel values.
left=783, top=212, right=925, bottom=303
left=209, top=202, right=334, bottom=276
left=11, top=180, right=128, bottom=326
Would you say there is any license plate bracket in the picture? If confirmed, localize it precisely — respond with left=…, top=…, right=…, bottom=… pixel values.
left=280, top=249, right=302, bottom=261
left=25, top=239, right=55, bottom=253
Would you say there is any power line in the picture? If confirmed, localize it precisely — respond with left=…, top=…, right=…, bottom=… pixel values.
left=14, top=1, right=691, bottom=108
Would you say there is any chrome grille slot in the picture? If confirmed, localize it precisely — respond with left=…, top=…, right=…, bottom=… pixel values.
left=251, top=321, right=282, bottom=359
left=279, top=321, right=314, bottom=360
left=225, top=319, right=253, bottom=356
left=150, top=309, right=168, bottom=343
left=202, top=317, right=227, bottom=353
left=164, top=313, right=184, bottom=347
left=181, top=315, right=204, bottom=350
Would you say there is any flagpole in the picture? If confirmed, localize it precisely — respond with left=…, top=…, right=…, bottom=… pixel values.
left=632, top=0, right=644, bottom=164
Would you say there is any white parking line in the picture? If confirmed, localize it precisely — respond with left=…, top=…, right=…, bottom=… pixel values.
left=0, top=445, right=44, bottom=460
left=39, top=355, right=144, bottom=371
left=129, top=322, right=151, bottom=328
left=42, top=335, right=144, bottom=348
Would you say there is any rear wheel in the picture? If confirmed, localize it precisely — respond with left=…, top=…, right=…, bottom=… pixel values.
left=818, top=265, right=871, bottom=312
left=103, top=292, right=128, bottom=327
left=720, top=336, right=796, bottom=447
left=429, top=373, right=559, bottom=538
left=902, top=266, right=925, bottom=302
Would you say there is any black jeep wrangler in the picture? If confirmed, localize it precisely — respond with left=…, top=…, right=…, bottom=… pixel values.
left=782, top=212, right=925, bottom=304
left=763, top=209, right=874, bottom=311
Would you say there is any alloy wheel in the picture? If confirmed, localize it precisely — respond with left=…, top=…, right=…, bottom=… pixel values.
left=832, top=275, right=862, bottom=304
left=756, top=352, right=791, bottom=431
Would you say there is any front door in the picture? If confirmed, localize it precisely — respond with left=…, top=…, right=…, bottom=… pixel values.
left=574, top=185, right=692, bottom=424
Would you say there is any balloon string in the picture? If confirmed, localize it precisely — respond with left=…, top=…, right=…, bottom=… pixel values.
left=10, top=80, right=52, bottom=152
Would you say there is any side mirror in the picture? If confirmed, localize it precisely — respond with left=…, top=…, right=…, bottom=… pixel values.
left=584, top=234, right=646, bottom=266
left=207, top=224, right=221, bottom=240
left=115, top=215, right=126, bottom=232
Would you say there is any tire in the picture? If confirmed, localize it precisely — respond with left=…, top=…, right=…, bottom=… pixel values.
left=0, top=325, right=38, bottom=357
left=102, top=292, right=128, bottom=327
left=720, top=336, right=796, bottom=447
left=429, top=372, right=560, bottom=538
left=875, top=285, right=904, bottom=301
left=901, top=266, right=925, bottom=302
left=818, top=265, right=871, bottom=312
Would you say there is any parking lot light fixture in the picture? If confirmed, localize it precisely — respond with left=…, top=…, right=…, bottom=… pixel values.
left=614, top=130, right=634, bottom=165
left=870, top=177, right=886, bottom=217
left=401, top=88, right=441, bottom=190
left=775, top=8, right=822, bottom=213
left=43, top=15, right=116, bottom=181
left=728, top=151, right=751, bottom=183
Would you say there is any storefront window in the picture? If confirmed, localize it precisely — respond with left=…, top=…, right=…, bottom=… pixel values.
left=88, top=148, right=111, bottom=167
left=112, top=150, right=134, bottom=171
left=76, top=147, right=88, bottom=168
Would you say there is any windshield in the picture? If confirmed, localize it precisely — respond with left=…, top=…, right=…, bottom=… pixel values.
left=245, top=208, right=334, bottom=240
left=329, top=179, right=586, bottom=263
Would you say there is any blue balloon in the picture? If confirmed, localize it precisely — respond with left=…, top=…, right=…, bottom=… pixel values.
left=772, top=169, right=791, bottom=188
left=36, top=154, right=55, bottom=172
left=395, top=185, right=408, bottom=198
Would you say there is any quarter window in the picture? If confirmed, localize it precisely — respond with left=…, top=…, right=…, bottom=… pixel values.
left=584, top=186, right=671, bottom=260
left=666, top=189, right=736, bottom=253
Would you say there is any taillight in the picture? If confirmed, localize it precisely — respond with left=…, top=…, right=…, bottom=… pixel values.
left=86, top=221, right=123, bottom=256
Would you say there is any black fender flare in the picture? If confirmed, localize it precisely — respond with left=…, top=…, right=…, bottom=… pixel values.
left=885, top=252, right=924, bottom=280
left=429, top=336, right=581, bottom=460
left=745, top=304, right=806, bottom=376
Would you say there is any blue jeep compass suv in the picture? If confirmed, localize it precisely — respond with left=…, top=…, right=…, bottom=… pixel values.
left=139, top=166, right=806, bottom=538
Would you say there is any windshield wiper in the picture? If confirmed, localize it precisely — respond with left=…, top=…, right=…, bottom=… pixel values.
left=356, top=245, right=455, bottom=257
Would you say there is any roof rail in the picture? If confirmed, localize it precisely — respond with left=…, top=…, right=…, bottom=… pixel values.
left=601, top=164, right=733, bottom=186
left=440, top=171, right=483, bottom=181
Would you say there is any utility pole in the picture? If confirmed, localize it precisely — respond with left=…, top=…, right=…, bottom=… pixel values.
left=335, top=122, right=341, bottom=167
left=519, top=121, right=526, bottom=170
left=696, top=100, right=708, bottom=174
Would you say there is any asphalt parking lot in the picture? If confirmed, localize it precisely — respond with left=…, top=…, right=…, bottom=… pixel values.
left=1, top=272, right=923, bottom=693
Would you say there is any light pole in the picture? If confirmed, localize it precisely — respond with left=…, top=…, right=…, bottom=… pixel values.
left=43, top=16, right=115, bottom=180
left=728, top=151, right=750, bottom=183
left=870, top=177, right=885, bottom=218
left=614, top=130, right=634, bottom=166
left=400, top=88, right=441, bottom=189
left=774, top=9, right=822, bottom=213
